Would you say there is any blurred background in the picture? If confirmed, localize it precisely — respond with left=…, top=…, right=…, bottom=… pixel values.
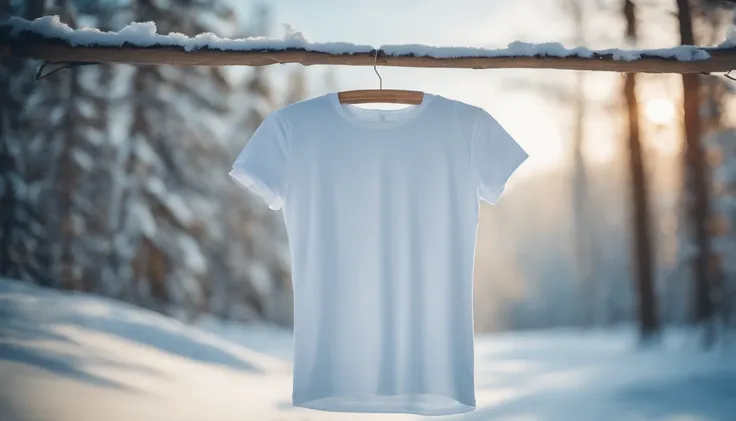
left=2, top=0, right=736, bottom=420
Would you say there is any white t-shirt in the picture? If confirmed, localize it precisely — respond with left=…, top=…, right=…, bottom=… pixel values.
left=230, top=93, right=528, bottom=416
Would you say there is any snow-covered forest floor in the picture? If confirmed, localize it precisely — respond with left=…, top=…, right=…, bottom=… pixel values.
left=1, top=277, right=735, bottom=421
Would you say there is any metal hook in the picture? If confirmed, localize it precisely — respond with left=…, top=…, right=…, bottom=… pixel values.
left=373, top=49, right=382, bottom=90
left=35, top=61, right=101, bottom=81
left=36, top=62, right=71, bottom=80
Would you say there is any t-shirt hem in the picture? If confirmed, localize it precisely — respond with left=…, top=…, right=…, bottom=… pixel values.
left=229, top=166, right=283, bottom=210
left=292, top=395, right=476, bottom=417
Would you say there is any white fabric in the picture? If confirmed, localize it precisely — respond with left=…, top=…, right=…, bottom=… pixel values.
left=230, top=93, right=528, bottom=416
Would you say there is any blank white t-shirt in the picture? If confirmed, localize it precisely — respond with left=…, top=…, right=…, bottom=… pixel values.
left=230, top=93, right=528, bottom=416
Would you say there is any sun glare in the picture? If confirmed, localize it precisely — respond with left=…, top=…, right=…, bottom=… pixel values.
left=644, top=99, right=677, bottom=125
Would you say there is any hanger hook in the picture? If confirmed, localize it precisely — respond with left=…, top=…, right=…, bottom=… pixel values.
left=373, top=49, right=383, bottom=90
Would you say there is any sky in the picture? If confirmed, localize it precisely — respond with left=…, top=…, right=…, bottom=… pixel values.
left=229, top=0, right=691, bottom=181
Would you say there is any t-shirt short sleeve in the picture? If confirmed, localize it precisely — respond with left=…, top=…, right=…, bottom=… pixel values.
left=229, top=113, right=290, bottom=210
left=471, top=108, right=529, bottom=205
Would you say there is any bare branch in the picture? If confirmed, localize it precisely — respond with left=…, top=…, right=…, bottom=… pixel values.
left=2, top=18, right=736, bottom=74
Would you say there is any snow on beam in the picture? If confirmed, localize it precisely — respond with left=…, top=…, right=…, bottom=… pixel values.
left=3, top=16, right=736, bottom=73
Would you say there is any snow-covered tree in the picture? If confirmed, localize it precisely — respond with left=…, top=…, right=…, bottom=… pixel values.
left=697, top=2, right=736, bottom=330
left=13, top=1, right=119, bottom=294
left=697, top=0, right=736, bottom=333
left=101, top=0, right=235, bottom=319
left=705, top=127, right=736, bottom=330
left=0, top=55, right=52, bottom=286
left=2, top=1, right=307, bottom=326
left=0, top=1, right=54, bottom=287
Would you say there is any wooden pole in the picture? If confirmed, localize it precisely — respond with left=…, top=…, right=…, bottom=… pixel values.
left=3, top=21, right=736, bottom=73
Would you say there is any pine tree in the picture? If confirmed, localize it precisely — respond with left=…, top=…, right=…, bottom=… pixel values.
left=16, top=1, right=118, bottom=294
left=102, top=0, right=248, bottom=320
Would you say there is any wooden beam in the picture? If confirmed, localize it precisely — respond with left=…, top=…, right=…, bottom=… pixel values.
left=3, top=19, right=736, bottom=73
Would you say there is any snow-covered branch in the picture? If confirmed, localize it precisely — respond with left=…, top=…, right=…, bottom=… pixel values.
left=3, top=15, right=736, bottom=73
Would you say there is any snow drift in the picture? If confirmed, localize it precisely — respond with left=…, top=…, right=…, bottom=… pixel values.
left=1, top=278, right=735, bottom=421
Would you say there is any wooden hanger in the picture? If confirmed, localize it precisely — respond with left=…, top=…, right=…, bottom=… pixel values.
left=338, top=50, right=424, bottom=105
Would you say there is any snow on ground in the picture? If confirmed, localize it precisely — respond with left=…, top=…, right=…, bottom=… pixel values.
left=1, top=277, right=736, bottom=421
left=2, top=15, right=714, bottom=61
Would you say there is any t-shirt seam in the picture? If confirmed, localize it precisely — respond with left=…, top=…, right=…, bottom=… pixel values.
left=229, top=165, right=283, bottom=210
left=331, top=93, right=433, bottom=129
left=469, top=106, right=484, bottom=201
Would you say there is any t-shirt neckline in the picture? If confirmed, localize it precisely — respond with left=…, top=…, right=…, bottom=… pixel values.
left=329, top=92, right=434, bottom=129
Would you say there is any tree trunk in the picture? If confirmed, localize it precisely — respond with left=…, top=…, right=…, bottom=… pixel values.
left=624, top=0, right=659, bottom=341
left=57, top=65, right=81, bottom=291
left=0, top=0, right=46, bottom=280
left=677, top=0, right=715, bottom=338
left=54, top=2, right=83, bottom=291
left=0, top=123, right=16, bottom=278
left=572, top=70, right=596, bottom=326
left=564, top=0, right=596, bottom=326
